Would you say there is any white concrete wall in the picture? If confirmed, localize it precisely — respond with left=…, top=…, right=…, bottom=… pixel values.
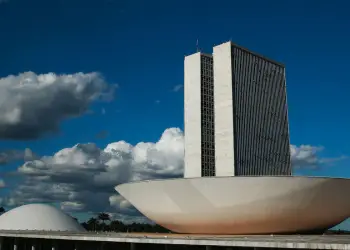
left=213, top=42, right=235, bottom=176
left=184, top=53, right=202, bottom=178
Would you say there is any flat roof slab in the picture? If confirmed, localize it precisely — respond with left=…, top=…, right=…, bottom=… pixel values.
left=0, top=231, right=350, bottom=249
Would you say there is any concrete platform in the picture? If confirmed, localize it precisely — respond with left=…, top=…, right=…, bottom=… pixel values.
left=0, top=231, right=350, bottom=249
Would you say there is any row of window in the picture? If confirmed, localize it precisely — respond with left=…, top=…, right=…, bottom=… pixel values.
left=202, top=94, right=213, bottom=100
left=202, top=149, right=215, bottom=156
left=201, top=129, right=214, bottom=136
left=201, top=70, right=213, bottom=76
left=202, top=157, right=215, bottom=164
left=235, top=74, right=283, bottom=86
left=201, top=99, right=214, bottom=107
left=202, top=107, right=214, bottom=114
left=201, top=89, right=213, bottom=96
left=201, top=56, right=213, bottom=63
left=231, top=46, right=290, bottom=176
left=201, top=134, right=214, bottom=142
left=237, top=155, right=289, bottom=165
left=201, top=64, right=212, bottom=71
left=201, top=169, right=215, bottom=177
left=201, top=59, right=213, bottom=66
left=202, top=84, right=213, bottom=90
left=201, top=102, right=214, bottom=110
left=231, top=49, right=283, bottom=73
left=202, top=118, right=214, bottom=124
left=201, top=105, right=214, bottom=111
left=201, top=57, right=215, bottom=177
left=202, top=75, right=213, bottom=80
left=201, top=121, right=214, bottom=129
left=201, top=142, right=214, bottom=149
left=231, top=61, right=284, bottom=76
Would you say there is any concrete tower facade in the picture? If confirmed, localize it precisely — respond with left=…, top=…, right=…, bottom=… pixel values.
left=184, top=41, right=291, bottom=178
left=184, top=52, right=215, bottom=178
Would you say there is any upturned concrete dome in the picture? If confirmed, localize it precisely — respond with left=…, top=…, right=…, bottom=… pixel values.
left=116, top=176, right=350, bottom=235
left=0, top=204, right=86, bottom=232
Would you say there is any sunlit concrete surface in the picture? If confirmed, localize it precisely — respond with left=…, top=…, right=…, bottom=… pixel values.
left=0, top=204, right=86, bottom=232
left=116, top=176, right=350, bottom=235
left=2, top=231, right=350, bottom=249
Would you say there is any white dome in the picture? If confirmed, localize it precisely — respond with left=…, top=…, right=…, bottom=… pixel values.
left=116, top=176, right=350, bottom=234
left=0, top=204, right=86, bottom=232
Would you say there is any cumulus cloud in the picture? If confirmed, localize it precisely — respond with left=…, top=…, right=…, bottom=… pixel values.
left=0, top=127, right=345, bottom=223
left=0, top=148, right=38, bottom=165
left=0, top=72, right=113, bottom=140
left=0, top=128, right=184, bottom=219
left=60, top=201, right=86, bottom=212
left=290, top=145, right=346, bottom=169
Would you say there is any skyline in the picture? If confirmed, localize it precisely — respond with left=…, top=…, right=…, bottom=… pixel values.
left=0, top=0, right=349, bottom=229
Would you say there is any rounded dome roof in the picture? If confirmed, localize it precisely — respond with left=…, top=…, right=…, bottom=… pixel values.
left=0, top=204, right=86, bottom=232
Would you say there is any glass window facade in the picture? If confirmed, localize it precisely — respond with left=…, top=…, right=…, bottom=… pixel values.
left=200, top=55, right=215, bottom=177
left=231, top=45, right=291, bottom=176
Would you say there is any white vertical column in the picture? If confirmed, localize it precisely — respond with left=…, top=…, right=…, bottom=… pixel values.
left=184, top=52, right=202, bottom=178
left=213, top=42, right=235, bottom=177
left=31, top=239, right=36, bottom=250
left=74, top=241, right=79, bottom=250
left=130, top=242, right=136, bottom=250
left=52, top=239, right=58, bottom=250
left=13, top=238, right=18, bottom=250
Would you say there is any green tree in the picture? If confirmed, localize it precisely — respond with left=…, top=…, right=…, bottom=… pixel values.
left=98, top=213, right=110, bottom=231
left=87, top=217, right=99, bottom=231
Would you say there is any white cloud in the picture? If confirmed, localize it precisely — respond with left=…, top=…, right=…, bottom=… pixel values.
left=172, top=84, right=183, bottom=92
left=1, top=128, right=184, bottom=220
left=290, top=144, right=346, bottom=169
left=61, top=201, right=86, bottom=212
left=0, top=72, right=113, bottom=140
left=0, top=127, right=345, bottom=223
left=0, top=148, right=38, bottom=165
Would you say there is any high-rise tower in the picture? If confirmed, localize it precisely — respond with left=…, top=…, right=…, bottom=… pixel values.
left=184, top=42, right=291, bottom=178
left=184, top=52, right=215, bottom=178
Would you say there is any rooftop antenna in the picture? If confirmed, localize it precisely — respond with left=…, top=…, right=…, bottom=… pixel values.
left=196, top=39, right=200, bottom=52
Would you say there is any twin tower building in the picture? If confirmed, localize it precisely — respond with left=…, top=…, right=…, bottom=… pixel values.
left=184, top=41, right=292, bottom=178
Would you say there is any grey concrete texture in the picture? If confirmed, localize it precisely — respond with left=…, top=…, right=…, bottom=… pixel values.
left=1, top=231, right=350, bottom=249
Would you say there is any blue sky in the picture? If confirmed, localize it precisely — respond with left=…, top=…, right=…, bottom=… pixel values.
left=0, top=0, right=350, bottom=228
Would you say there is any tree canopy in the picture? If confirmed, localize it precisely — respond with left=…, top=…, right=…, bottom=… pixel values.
left=81, top=216, right=170, bottom=233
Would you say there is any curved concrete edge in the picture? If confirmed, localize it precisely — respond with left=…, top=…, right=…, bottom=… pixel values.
left=115, top=176, right=350, bottom=234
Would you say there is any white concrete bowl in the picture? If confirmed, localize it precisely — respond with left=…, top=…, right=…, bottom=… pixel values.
left=116, top=176, right=350, bottom=235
